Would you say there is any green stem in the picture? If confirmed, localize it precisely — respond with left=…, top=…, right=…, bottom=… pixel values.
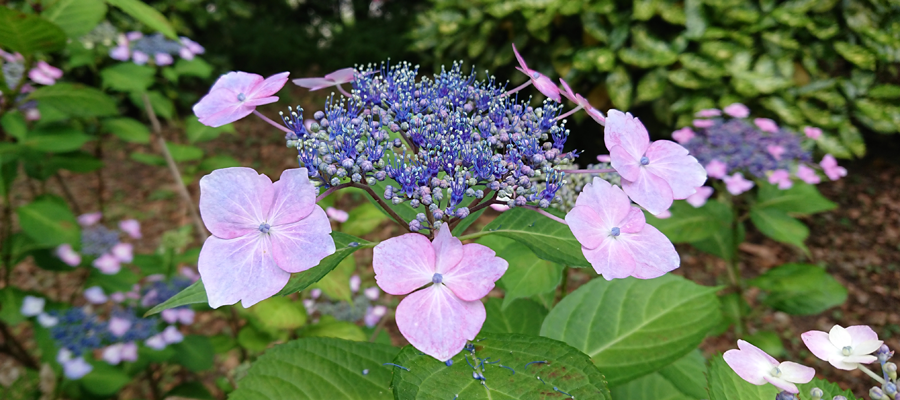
left=858, top=364, right=886, bottom=384
left=727, top=206, right=747, bottom=336
left=350, top=182, right=410, bottom=233
left=556, top=266, right=570, bottom=305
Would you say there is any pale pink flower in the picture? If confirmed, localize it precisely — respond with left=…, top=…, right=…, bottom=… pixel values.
left=21, top=296, right=45, bottom=317
left=102, top=344, right=125, bottom=365
left=364, top=305, right=387, bottom=328
left=109, top=45, right=130, bottom=61
left=77, top=212, right=102, bottom=227
left=161, top=309, right=179, bottom=324
left=705, top=159, right=728, bottom=179
left=373, top=225, right=507, bottom=361
left=198, top=167, right=335, bottom=308
left=119, top=219, right=141, bottom=239
left=161, top=326, right=184, bottom=344
left=724, top=103, right=750, bottom=118
left=193, top=71, right=290, bottom=127
left=693, top=119, right=715, bottom=128
left=120, top=342, right=138, bottom=362
left=349, top=274, right=361, bottom=293
left=125, top=31, right=143, bottom=41
left=108, top=317, right=131, bottom=337
left=724, top=173, right=754, bottom=195
left=84, top=286, right=108, bottom=304
left=565, top=177, right=679, bottom=280
left=767, top=169, right=793, bottom=190
left=293, top=67, right=357, bottom=91
left=767, top=145, right=785, bottom=160
left=596, top=154, right=611, bottom=163
left=310, top=288, right=322, bottom=299
left=132, top=51, right=149, bottom=65
left=180, top=266, right=200, bottom=282
left=24, top=108, right=40, bottom=121
left=512, top=43, right=560, bottom=102
left=754, top=118, right=779, bottom=133
left=145, top=335, right=166, bottom=350
left=62, top=356, right=92, bottom=379
left=686, top=186, right=713, bottom=208
left=28, top=61, right=62, bottom=85
left=110, top=292, right=126, bottom=303
left=326, top=207, right=349, bottom=223
left=604, top=110, right=707, bottom=215
left=364, top=286, right=380, bottom=301
left=93, top=253, right=121, bottom=275
left=801, top=325, right=883, bottom=370
left=695, top=109, right=721, bottom=118
left=110, top=243, right=133, bottom=263
left=724, top=340, right=814, bottom=393
left=490, top=204, right=510, bottom=212
left=820, top=155, right=847, bottom=181
left=655, top=209, right=672, bottom=219
left=154, top=53, right=173, bottom=66
left=559, top=78, right=605, bottom=124
left=796, top=165, right=821, bottom=185
left=55, top=244, right=81, bottom=267
left=804, top=126, right=822, bottom=139
left=177, top=308, right=195, bottom=325
left=178, top=37, right=204, bottom=60
left=671, top=127, right=695, bottom=144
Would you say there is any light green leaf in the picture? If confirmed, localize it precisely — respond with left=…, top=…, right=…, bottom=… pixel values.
left=797, top=378, right=859, bottom=400
left=657, top=350, right=708, bottom=398
left=868, top=84, right=900, bottom=99
left=174, top=58, right=213, bottom=79
left=166, top=143, right=203, bottom=162
left=28, top=84, right=118, bottom=118
left=230, top=338, right=398, bottom=400
left=743, top=331, right=784, bottom=357
left=102, top=117, right=150, bottom=144
left=80, top=362, right=131, bottom=397
left=755, top=182, right=836, bottom=216
left=0, top=112, right=27, bottom=141
left=749, top=263, right=847, bottom=315
left=249, top=296, right=308, bottom=331
left=708, top=355, right=779, bottom=400
left=749, top=207, right=809, bottom=251
left=21, top=126, right=92, bottom=153
left=482, top=297, right=547, bottom=336
left=391, top=332, right=613, bottom=400
left=541, top=275, right=721, bottom=386
left=16, top=197, right=79, bottom=247
left=144, top=280, right=206, bottom=316
left=172, top=335, right=215, bottom=372
left=43, top=0, right=107, bottom=38
left=606, top=65, right=633, bottom=110
left=610, top=371, right=697, bottom=400
left=185, top=116, right=234, bottom=143
left=198, top=155, right=241, bottom=171
left=0, top=8, right=67, bottom=55
left=299, top=315, right=367, bottom=342
left=472, top=207, right=589, bottom=267
left=573, top=48, right=617, bottom=72
left=278, top=232, right=373, bottom=295
left=100, top=63, right=156, bottom=92
left=311, top=255, right=355, bottom=303
left=342, top=202, right=389, bottom=237
left=834, top=42, right=876, bottom=71
left=105, top=0, right=177, bottom=40
left=636, top=68, right=668, bottom=103
left=493, top=241, right=562, bottom=308
left=130, top=90, right=175, bottom=120
left=646, top=200, right=724, bottom=243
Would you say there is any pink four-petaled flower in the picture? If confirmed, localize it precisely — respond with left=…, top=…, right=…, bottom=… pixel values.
left=723, top=103, right=750, bottom=118
left=604, top=110, right=707, bottom=215
left=373, top=225, right=507, bottom=361
left=193, top=71, right=289, bottom=127
left=705, top=159, right=728, bottom=179
left=724, top=173, right=754, bottom=195
left=724, top=340, right=815, bottom=394
left=795, top=165, right=820, bottom=184
left=559, top=78, right=605, bottom=124
left=801, top=325, right=883, bottom=370
left=671, top=127, right=695, bottom=144
left=686, top=186, right=714, bottom=208
left=767, top=169, right=792, bottom=190
left=293, top=68, right=357, bottom=91
left=198, top=167, right=336, bottom=308
left=820, top=154, right=847, bottom=181
left=566, top=177, right=679, bottom=280
left=512, top=44, right=561, bottom=102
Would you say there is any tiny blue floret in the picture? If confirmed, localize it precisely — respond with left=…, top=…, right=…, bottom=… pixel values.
left=432, top=273, right=443, bottom=284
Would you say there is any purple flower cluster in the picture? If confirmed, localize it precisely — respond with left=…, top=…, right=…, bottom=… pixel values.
left=283, top=61, right=577, bottom=229
left=303, top=275, right=386, bottom=328
left=109, top=32, right=204, bottom=66
left=55, top=213, right=141, bottom=275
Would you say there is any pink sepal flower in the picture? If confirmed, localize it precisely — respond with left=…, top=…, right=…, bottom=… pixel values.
left=559, top=78, right=605, bottom=124
left=820, top=155, right=846, bottom=181
left=108, top=316, right=131, bottom=337
left=724, top=103, right=750, bottom=118
left=801, top=325, right=883, bottom=370
left=604, top=110, right=707, bottom=215
left=28, top=61, right=62, bottom=85
left=565, top=178, right=679, bottom=280
left=796, top=165, right=820, bottom=185
left=364, top=305, right=387, bottom=328
left=767, top=169, right=793, bottom=190
left=724, top=340, right=814, bottom=394
left=293, top=67, right=357, bottom=91
left=766, top=145, right=785, bottom=160
left=364, top=286, right=380, bottom=301
left=512, top=43, right=560, bottom=102
left=154, top=53, right=173, bottom=66
left=326, top=207, right=349, bottom=223
left=655, top=209, right=672, bottom=219
left=77, top=212, right=102, bottom=227
left=56, top=244, right=81, bottom=267
left=373, top=225, right=507, bottom=361
left=193, top=71, right=290, bottom=127
left=103, top=343, right=138, bottom=365
left=693, top=119, right=715, bottom=128
left=61, top=356, right=92, bottom=379
left=349, top=274, right=361, bottom=293
left=163, top=308, right=196, bottom=325
left=696, top=109, right=721, bottom=118
left=705, top=159, right=728, bottom=179
left=93, top=253, right=121, bottom=275
left=110, top=45, right=130, bottom=61
left=686, top=186, right=713, bottom=208
left=198, top=167, right=335, bottom=308
left=161, top=326, right=184, bottom=344
left=724, top=173, right=754, bottom=195
left=596, top=154, right=611, bottom=163
left=37, top=313, right=58, bottom=327
left=671, top=127, right=695, bottom=144
left=119, top=219, right=141, bottom=239
left=84, top=286, right=108, bottom=304
left=125, top=31, right=143, bottom=41
left=754, top=118, right=779, bottom=133
left=132, top=51, right=149, bottom=65
left=804, top=126, right=822, bottom=139
left=145, top=335, right=166, bottom=350
left=110, top=243, right=133, bottom=263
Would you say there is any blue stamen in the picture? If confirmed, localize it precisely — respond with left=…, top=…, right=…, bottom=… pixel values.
left=258, top=223, right=271, bottom=234
left=382, top=363, right=409, bottom=371
left=362, top=369, right=369, bottom=375
left=611, top=227, right=620, bottom=237
left=553, top=387, right=574, bottom=397
left=432, top=273, right=443, bottom=284
left=525, top=360, right=547, bottom=369
left=465, top=354, right=475, bottom=369
left=532, top=72, right=540, bottom=79
left=640, top=156, right=650, bottom=165
left=237, top=93, right=246, bottom=102
left=499, top=365, right=516, bottom=375
left=537, top=376, right=546, bottom=385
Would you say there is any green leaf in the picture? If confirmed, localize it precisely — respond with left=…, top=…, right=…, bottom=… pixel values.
left=541, top=275, right=721, bottom=386
left=311, top=255, right=355, bottom=302
left=610, top=371, right=697, bottom=400
left=43, top=0, right=107, bottom=38
left=28, top=84, right=118, bottom=118
left=165, top=382, right=214, bottom=400
left=174, top=58, right=213, bottom=79
left=80, top=362, right=131, bottom=397
left=611, top=351, right=708, bottom=399
left=100, top=63, right=156, bottom=92
left=299, top=315, right=367, bottom=342
left=130, top=151, right=165, bottom=166
left=0, top=8, right=67, bottom=55
left=646, top=200, right=725, bottom=243
left=868, top=84, right=900, bottom=99
left=797, top=378, right=859, bottom=400
left=198, top=155, right=241, bottom=171
left=105, top=0, right=178, bottom=40
left=635, top=68, right=668, bottom=103
left=0, top=112, right=27, bottom=141
left=834, top=42, right=876, bottom=71
left=21, top=126, right=92, bottom=153
left=0, top=287, right=27, bottom=325
left=172, top=335, right=215, bottom=372
left=573, top=48, right=617, bottom=72
left=473, top=207, right=588, bottom=267
left=749, top=207, right=809, bottom=251
left=237, top=325, right=275, bottom=352
left=230, top=338, right=398, bottom=400
left=606, top=65, right=633, bottom=110
left=248, top=296, right=307, bottom=331
left=391, top=332, right=612, bottom=400
left=185, top=116, right=234, bottom=143
left=16, top=198, right=79, bottom=247
left=342, top=202, right=389, bottom=237
left=482, top=297, right=547, bottom=336
left=743, top=331, right=784, bottom=357
left=145, top=280, right=206, bottom=316
left=166, top=143, right=203, bottom=162
left=130, top=91, right=174, bottom=120
left=749, top=263, right=847, bottom=315
left=102, top=117, right=150, bottom=144
left=708, top=355, right=779, bottom=400
left=754, top=182, right=836, bottom=216
left=493, top=241, right=563, bottom=309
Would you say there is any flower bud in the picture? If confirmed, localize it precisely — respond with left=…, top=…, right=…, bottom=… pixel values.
left=884, top=362, right=897, bottom=380
left=870, top=387, right=885, bottom=400
left=885, top=382, right=898, bottom=396
left=876, top=344, right=894, bottom=363
left=809, top=387, right=823, bottom=400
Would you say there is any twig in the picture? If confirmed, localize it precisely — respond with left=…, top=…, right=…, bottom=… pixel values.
left=350, top=183, right=410, bottom=232
left=54, top=173, right=82, bottom=215
left=520, top=205, right=567, bottom=225
left=316, top=182, right=353, bottom=203
left=368, top=310, right=393, bottom=342
left=141, top=93, right=208, bottom=243
left=145, top=366, right=161, bottom=400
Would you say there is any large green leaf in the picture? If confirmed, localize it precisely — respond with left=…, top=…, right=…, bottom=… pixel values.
left=105, top=0, right=178, bottom=40
left=482, top=297, right=547, bottom=336
left=145, top=280, right=206, bottom=315
left=342, top=202, right=389, bottom=237
left=646, top=200, right=723, bottom=243
left=229, top=338, right=398, bottom=400
left=43, top=0, right=107, bottom=38
left=172, top=335, right=215, bottom=372
left=797, top=378, right=859, bottom=400
left=391, top=332, right=612, bottom=400
left=749, top=207, right=809, bottom=252
left=20, top=126, right=92, bottom=153
left=80, top=362, right=132, bottom=397
left=611, top=351, right=708, bottom=399
left=100, top=63, right=156, bottom=92
left=541, top=275, right=721, bottom=386
left=28, top=84, right=118, bottom=118
left=16, top=198, right=79, bottom=247
left=748, top=263, right=847, bottom=315
left=493, top=241, right=563, bottom=309
left=707, top=355, right=779, bottom=400
left=102, top=117, right=151, bottom=144
left=0, top=8, right=67, bottom=55
left=754, top=182, right=836, bottom=216
left=470, top=207, right=589, bottom=267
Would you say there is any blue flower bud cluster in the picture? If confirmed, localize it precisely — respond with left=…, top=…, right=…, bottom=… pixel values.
left=81, top=225, right=120, bottom=256
left=283, top=61, right=577, bottom=226
left=682, top=118, right=811, bottom=179
left=130, top=33, right=184, bottom=57
left=314, top=294, right=372, bottom=322
left=47, top=307, right=159, bottom=356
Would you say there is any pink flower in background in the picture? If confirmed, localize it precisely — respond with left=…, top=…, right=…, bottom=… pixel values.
left=193, top=71, right=289, bottom=127
left=154, top=53, right=173, bottom=66
left=180, top=266, right=200, bottom=282
left=364, top=305, right=387, bottom=327
left=566, top=177, right=679, bottom=280
left=724, top=103, right=750, bottom=118
left=161, top=326, right=184, bottom=344
left=55, top=244, right=81, bottom=267
left=801, top=325, right=883, bottom=370
left=364, top=286, right=380, bottom=301
left=198, top=167, right=335, bottom=308
left=705, top=159, right=728, bottom=179
left=145, top=335, right=166, bottom=350
left=820, top=155, right=847, bottom=181
left=695, top=109, right=721, bottom=118
left=178, top=37, right=205, bottom=60
left=511, top=43, right=560, bottom=102
left=77, top=212, right=102, bottom=227
left=804, top=126, right=822, bottom=139
left=132, top=51, right=149, bottom=65
left=349, top=274, right=361, bottom=293
left=796, top=165, right=820, bottom=185
left=559, top=78, right=605, bottom=124
left=490, top=204, right=510, bottom=212
left=110, top=243, right=133, bottom=263
left=767, top=169, right=793, bottom=190
left=84, top=286, right=108, bottom=304
left=724, top=173, right=754, bottom=195
left=326, top=207, right=349, bottom=223
left=671, top=127, right=695, bottom=144
left=108, top=317, right=131, bottom=337
left=119, top=219, right=141, bottom=239
left=58, top=350, right=92, bottom=379
left=103, top=342, right=138, bottom=365
left=293, top=68, right=357, bottom=91
left=686, top=186, right=714, bottom=208
left=596, top=154, right=611, bottom=163
left=126, top=32, right=143, bottom=41
left=310, top=288, right=322, bottom=299
left=373, top=225, right=507, bottom=361
left=28, top=61, right=62, bottom=85
left=604, top=110, right=707, bottom=215
left=37, top=313, right=58, bottom=327
left=754, top=118, right=778, bottom=133
left=724, top=340, right=814, bottom=393
left=93, top=253, right=121, bottom=274
left=766, top=145, right=785, bottom=160
left=109, top=45, right=130, bottom=61
left=693, top=119, right=714, bottom=128
left=110, top=292, right=126, bottom=303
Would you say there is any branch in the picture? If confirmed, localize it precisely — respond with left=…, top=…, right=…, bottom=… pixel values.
left=316, top=182, right=353, bottom=203
left=350, top=183, right=410, bottom=232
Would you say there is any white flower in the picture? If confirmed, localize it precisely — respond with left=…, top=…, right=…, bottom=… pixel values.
left=801, top=325, right=883, bottom=370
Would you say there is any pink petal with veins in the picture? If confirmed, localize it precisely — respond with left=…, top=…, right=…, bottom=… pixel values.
left=395, top=284, right=485, bottom=361
left=373, top=233, right=435, bottom=295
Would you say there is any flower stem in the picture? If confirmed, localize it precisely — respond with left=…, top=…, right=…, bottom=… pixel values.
left=316, top=182, right=353, bottom=203
left=503, top=80, right=533, bottom=97
left=561, top=168, right=616, bottom=174
left=336, top=84, right=351, bottom=98
left=859, top=364, right=886, bottom=384
left=350, top=183, right=410, bottom=232
left=554, top=105, right=584, bottom=121
left=252, top=110, right=292, bottom=134
left=521, top=205, right=567, bottom=225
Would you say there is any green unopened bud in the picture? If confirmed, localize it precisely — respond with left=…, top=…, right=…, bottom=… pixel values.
left=870, top=387, right=885, bottom=400
left=809, top=387, right=823, bottom=400
left=885, top=362, right=897, bottom=380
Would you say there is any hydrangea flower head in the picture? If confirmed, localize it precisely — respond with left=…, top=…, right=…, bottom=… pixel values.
left=724, top=340, right=814, bottom=393
left=193, top=71, right=289, bottom=127
left=373, top=225, right=507, bottom=361
left=801, top=325, right=883, bottom=370
left=28, top=61, right=62, bottom=85
left=512, top=43, right=560, bottom=102
left=198, top=167, right=336, bottom=308
left=604, top=110, right=707, bottom=215
left=566, top=177, right=679, bottom=279
left=84, top=287, right=108, bottom=304
left=293, top=67, right=357, bottom=91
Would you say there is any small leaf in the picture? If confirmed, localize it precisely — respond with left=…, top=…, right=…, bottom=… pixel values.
left=342, top=202, right=389, bottom=237
left=102, top=117, right=151, bottom=144
left=145, top=280, right=206, bottom=316
left=28, top=84, right=118, bottom=118
left=172, top=335, right=215, bottom=372
left=174, top=58, right=213, bottom=79
left=248, top=296, right=307, bottom=331
left=16, top=197, right=79, bottom=247
left=80, top=362, right=131, bottom=397
left=749, top=263, right=847, bottom=315
left=606, top=65, right=633, bottom=110
left=749, top=207, right=809, bottom=252
left=834, top=42, right=877, bottom=71
left=0, top=8, right=67, bottom=55
left=43, top=0, right=107, bottom=38
left=105, top=0, right=178, bottom=40
left=101, top=63, right=156, bottom=92
left=755, top=182, right=836, bottom=216
left=166, top=143, right=204, bottom=162
left=482, top=297, right=548, bottom=336
left=299, top=315, right=367, bottom=342
left=797, top=378, right=859, bottom=400
left=475, top=207, right=589, bottom=267
left=21, top=126, right=92, bottom=153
